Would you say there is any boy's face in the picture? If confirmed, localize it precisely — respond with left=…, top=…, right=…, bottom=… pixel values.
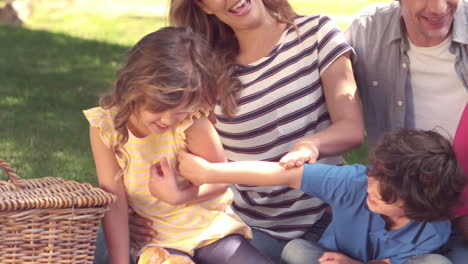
left=366, top=177, right=406, bottom=218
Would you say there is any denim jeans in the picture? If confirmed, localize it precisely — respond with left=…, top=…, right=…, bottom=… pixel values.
left=445, top=231, right=468, bottom=264
left=280, top=239, right=452, bottom=264
left=249, top=228, right=288, bottom=263
left=94, top=229, right=272, bottom=264
left=250, top=212, right=332, bottom=264
left=94, top=213, right=331, bottom=264
left=93, top=228, right=135, bottom=264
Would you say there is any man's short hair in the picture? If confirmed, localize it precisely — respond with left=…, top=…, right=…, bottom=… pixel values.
left=368, top=129, right=466, bottom=221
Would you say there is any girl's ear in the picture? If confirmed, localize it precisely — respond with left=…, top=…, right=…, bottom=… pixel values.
left=195, top=0, right=214, bottom=15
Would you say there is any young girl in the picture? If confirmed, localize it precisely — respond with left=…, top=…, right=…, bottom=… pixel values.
left=84, top=27, right=271, bottom=264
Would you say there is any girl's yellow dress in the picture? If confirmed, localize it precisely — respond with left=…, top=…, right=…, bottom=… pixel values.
left=84, top=107, right=251, bottom=257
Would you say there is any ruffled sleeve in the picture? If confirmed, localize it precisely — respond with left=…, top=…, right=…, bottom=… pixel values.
left=83, top=107, right=119, bottom=149
left=174, top=107, right=211, bottom=141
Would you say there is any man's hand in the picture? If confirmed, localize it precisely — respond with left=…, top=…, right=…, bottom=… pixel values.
left=319, top=252, right=362, bottom=264
left=128, top=208, right=155, bottom=249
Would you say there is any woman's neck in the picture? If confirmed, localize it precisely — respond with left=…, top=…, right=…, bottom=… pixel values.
left=235, top=15, right=287, bottom=65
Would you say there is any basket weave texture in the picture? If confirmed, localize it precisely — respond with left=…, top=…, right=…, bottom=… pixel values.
left=0, top=159, right=116, bottom=264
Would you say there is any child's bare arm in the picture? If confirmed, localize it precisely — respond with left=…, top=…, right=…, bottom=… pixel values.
left=90, top=127, right=130, bottom=264
left=178, top=151, right=303, bottom=189
left=184, top=116, right=230, bottom=198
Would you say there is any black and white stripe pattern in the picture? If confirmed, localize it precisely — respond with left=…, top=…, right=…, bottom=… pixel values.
left=214, top=15, right=352, bottom=239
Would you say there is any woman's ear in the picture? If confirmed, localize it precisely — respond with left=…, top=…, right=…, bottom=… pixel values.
left=195, top=0, right=214, bottom=15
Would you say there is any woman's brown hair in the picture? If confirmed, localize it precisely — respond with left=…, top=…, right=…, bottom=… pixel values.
left=169, top=0, right=298, bottom=117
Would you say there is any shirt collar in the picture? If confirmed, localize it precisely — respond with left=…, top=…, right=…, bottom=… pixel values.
left=383, top=5, right=409, bottom=53
left=452, top=0, right=468, bottom=44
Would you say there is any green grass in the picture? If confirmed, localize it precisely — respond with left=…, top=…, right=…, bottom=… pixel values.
left=0, top=25, right=127, bottom=185
left=0, top=1, right=384, bottom=185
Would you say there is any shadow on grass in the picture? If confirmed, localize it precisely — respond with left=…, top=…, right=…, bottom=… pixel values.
left=0, top=24, right=130, bottom=185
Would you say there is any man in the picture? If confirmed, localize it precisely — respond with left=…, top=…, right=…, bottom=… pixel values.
left=344, top=0, right=468, bottom=263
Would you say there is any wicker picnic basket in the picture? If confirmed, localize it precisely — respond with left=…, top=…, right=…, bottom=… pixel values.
left=0, top=159, right=116, bottom=264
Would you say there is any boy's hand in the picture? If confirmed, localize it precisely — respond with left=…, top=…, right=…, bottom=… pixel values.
left=319, top=252, right=362, bottom=264
left=279, top=141, right=319, bottom=168
left=177, top=150, right=211, bottom=186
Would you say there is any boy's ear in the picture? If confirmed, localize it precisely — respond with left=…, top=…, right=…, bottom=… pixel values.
left=195, top=0, right=214, bottom=15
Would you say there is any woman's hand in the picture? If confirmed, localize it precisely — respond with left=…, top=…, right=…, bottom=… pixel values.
left=128, top=208, right=156, bottom=248
left=177, top=150, right=212, bottom=186
left=279, top=140, right=319, bottom=168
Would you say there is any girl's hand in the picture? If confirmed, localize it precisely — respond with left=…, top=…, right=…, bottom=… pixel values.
left=177, top=150, right=211, bottom=186
left=149, top=157, right=180, bottom=200
left=318, top=252, right=363, bottom=264
left=279, top=141, right=319, bottom=168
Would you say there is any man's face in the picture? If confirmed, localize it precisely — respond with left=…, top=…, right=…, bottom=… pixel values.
left=400, top=0, right=459, bottom=46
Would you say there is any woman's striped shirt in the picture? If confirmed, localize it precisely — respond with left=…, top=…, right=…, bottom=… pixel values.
left=214, top=15, right=352, bottom=239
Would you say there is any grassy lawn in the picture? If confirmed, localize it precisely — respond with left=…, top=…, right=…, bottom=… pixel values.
left=0, top=0, right=387, bottom=185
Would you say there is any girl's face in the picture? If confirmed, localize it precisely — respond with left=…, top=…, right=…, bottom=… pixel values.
left=197, top=0, right=269, bottom=31
left=131, top=102, right=193, bottom=136
left=366, top=177, right=406, bottom=218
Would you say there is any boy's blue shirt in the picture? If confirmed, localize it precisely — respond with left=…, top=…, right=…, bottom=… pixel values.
left=301, top=163, right=450, bottom=264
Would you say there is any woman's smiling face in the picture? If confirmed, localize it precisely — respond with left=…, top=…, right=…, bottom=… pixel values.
left=196, top=0, right=268, bottom=31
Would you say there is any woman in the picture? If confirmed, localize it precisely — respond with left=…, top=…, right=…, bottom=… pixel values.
left=122, top=0, right=364, bottom=263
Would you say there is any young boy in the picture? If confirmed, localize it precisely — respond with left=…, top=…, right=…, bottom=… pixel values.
left=173, top=129, right=465, bottom=264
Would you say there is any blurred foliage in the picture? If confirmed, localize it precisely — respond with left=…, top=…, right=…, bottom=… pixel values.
left=0, top=25, right=128, bottom=185
left=0, top=3, right=165, bottom=185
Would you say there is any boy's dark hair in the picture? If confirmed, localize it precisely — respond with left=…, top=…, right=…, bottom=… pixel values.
left=368, top=129, right=466, bottom=222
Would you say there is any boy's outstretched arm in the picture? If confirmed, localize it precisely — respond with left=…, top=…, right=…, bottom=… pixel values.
left=177, top=151, right=303, bottom=189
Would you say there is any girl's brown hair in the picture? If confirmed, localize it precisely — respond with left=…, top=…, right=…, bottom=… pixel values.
left=100, top=26, right=217, bottom=173
left=169, top=0, right=298, bottom=117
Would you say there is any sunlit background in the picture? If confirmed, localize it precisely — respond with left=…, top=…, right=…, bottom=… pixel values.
left=0, top=0, right=390, bottom=185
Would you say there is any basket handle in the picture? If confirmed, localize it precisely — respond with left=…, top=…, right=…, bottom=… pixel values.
left=0, top=159, right=25, bottom=189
